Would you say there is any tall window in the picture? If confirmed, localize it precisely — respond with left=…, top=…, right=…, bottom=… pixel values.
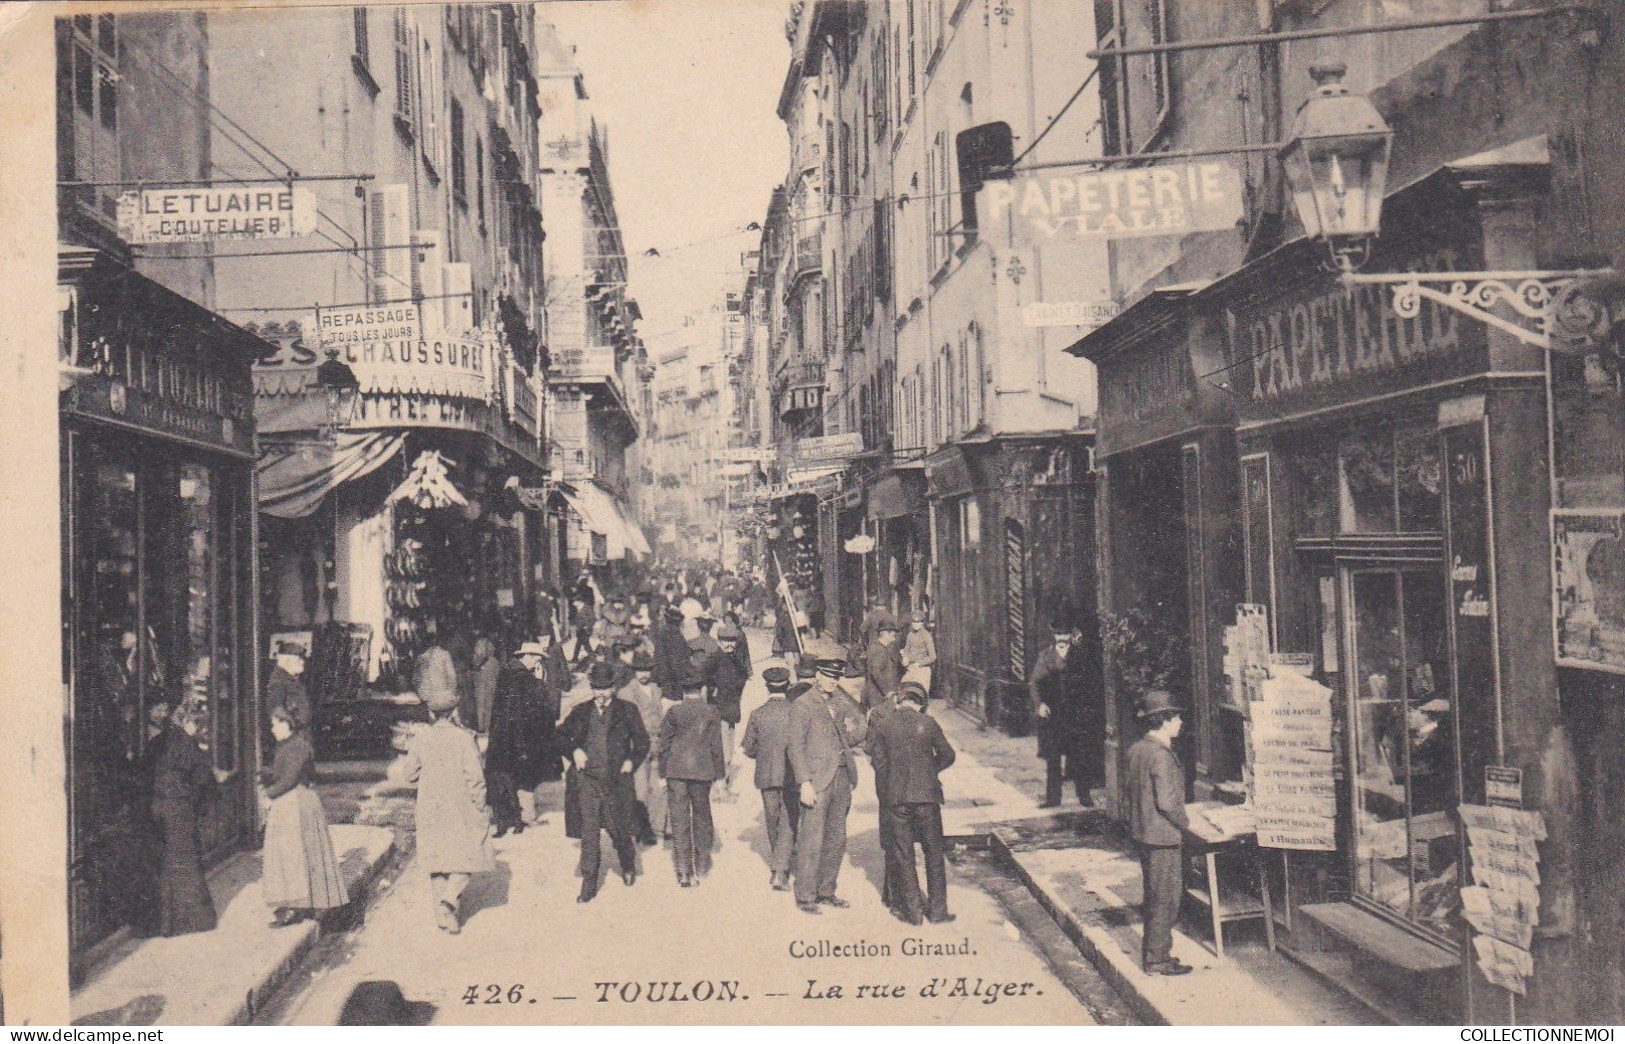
left=934, top=133, right=952, bottom=259
left=1095, top=0, right=1125, bottom=155
left=475, top=134, right=486, bottom=229
left=872, top=32, right=889, bottom=141
left=61, top=16, right=119, bottom=206
left=353, top=7, right=370, bottom=65
left=392, top=8, right=415, bottom=129
left=450, top=97, right=466, bottom=204
left=905, top=0, right=917, bottom=100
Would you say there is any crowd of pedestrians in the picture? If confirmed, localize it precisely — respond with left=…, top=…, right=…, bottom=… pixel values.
left=138, top=556, right=1177, bottom=974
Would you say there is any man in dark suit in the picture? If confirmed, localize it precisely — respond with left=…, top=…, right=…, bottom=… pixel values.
left=863, top=622, right=905, bottom=711
left=706, top=623, right=751, bottom=796
left=1126, top=689, right=1193, bottom=976
left=1029, top=622, right=1105, bottom=808
left=659, top=665, right=726, bottom=887
left=559, top=662, right=650, bottom=903
left=865, top=686, right=904, bottom=913
left=650, top=606, right=692, bottom=696
left=742, top=666, right=798, bottom=890
left=788, top=659, right=868, bottom=914
left=869, top=682, right=956, bottom=925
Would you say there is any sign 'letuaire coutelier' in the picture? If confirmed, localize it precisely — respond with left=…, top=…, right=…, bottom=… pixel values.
left=986, top=163, right=1244, bottom=241
left=117, top=186, right=319, bottom=243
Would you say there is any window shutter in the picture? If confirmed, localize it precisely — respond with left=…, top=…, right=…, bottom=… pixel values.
left=370, top=184, right=412, bottom=303
left=444, top=262, right=473, bottom=334
left=413, top=229, right=444, bottom=335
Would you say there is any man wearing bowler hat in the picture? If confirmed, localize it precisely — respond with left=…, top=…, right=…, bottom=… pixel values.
left=1126, top=689, right=1194, bottom=976
left=1030, top=620, right=1105, bottom=809
left=863, top=619, right=905, bottom=712
left=559, top=662, right=649, bottom=902
left=788, top=658, right=868, bottom=913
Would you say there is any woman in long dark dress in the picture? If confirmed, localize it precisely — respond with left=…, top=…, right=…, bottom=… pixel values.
left=260, top=705, right=349, bottom=926
left=149, top=703, right=220, bottom=937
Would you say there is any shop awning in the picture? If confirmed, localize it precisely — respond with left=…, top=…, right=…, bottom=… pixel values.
left=867, top=471, right=926, bottom=520
left=559, top=481, right=650, bottom=560
left=256, top=432, right=405, bottom=519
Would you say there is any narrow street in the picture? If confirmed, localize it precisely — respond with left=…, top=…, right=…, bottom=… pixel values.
left=268, top=631, right=1110, bottom=1026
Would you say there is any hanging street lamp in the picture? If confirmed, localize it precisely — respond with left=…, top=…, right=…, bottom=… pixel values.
left=314, top=347, right=360, bottom=443
left=1272, top=63, right=1617, bottom=353
left=1280, top=62, right=1392, bottom=274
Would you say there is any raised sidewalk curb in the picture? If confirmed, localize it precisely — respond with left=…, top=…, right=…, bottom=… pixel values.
left=72, top=823, right=396, bottom=1026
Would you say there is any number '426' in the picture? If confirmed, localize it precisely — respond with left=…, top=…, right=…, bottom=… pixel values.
left=463, top=984, right=527, bottom=1004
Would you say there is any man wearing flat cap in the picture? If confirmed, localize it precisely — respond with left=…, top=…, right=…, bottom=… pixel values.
left=869, top=682, right=956, bottom=925
left=559, top=662, right=649, bottom=902
left=1126, top=690, right=1193, bottom=976
left=788, top=658, right=869, bottom=913
left=742, top=665, right=799, bottom=890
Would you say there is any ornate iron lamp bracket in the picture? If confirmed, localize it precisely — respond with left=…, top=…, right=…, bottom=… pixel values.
left=1342, top=269, right=1616, bottom=351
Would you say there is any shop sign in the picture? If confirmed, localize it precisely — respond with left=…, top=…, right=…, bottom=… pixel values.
left=550, top=345, right=616, bottom=381
left=724, top=446, right=777, bottom=463
left=1021, top=300, right=1120, bottom=328
left=316, top=303, right=422, bottom=350
left=68, top=333, right=256, bottom=455
left=984, top=163, right=1244, bottom=242
left=1552, top=510, right=1625, bottom=673
left=795, top=432, right=864, bottom=463
left=117, top=186, right=318, bottom=243
left=924, top=446, right=976, bottom=499
left=1485, top=766, right=1523, bottom=810
left=1099, top=336, right=1190, bottom=424
left=1228, top=246, right=1476, bottom=408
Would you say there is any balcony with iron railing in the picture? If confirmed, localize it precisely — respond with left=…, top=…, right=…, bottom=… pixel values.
left=791, top=229, right=822, bottom=282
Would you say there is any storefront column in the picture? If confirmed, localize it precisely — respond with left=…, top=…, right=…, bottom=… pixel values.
left=1097, top=461, right=1121, bottom=818
left=0, top=15, right=70, bottom=1019
left=1481, top=383, right=1576, bottom=1024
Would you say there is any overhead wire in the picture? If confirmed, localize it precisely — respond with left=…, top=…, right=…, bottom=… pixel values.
left=112, top=31, right=414, bottom=296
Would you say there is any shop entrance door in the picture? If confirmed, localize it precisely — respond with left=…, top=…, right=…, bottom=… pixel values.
left=1342, top=566, right=1462, bottom=944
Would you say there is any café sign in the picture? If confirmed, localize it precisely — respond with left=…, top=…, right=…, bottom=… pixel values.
left=117, top=186, right=318, bottom=243
left=985, top=162, right=1243, bottom=241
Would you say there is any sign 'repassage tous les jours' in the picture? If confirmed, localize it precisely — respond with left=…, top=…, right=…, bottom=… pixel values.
left=985, top=163, right=1243, bottom=241
left=118, top=187, right=319, bottom=243
left=316, top=303, right=423, bottom=349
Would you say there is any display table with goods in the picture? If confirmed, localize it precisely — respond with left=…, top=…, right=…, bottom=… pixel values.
left=1180, top=800, right=1276, bottom=958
